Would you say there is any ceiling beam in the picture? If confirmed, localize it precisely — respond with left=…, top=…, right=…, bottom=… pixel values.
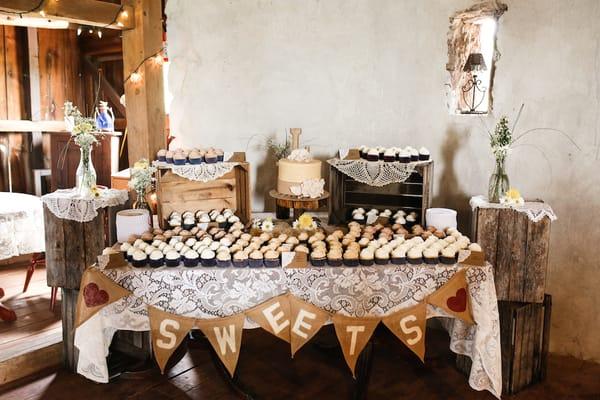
left=0, top=0, right=135, bottom=30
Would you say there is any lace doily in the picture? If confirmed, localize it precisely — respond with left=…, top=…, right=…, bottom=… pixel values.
left=328, top=159, right=429, bottom=187
left=154, top=161, right=238, bottom=182
left=470, top=195, right=557, bottom=223
left=0, top=192, right=45, bottom=260
left=42, top=188, right=129, bottom=223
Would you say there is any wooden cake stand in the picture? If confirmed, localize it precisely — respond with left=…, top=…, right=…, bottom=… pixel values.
left=269, top=190, right=329, bottom=219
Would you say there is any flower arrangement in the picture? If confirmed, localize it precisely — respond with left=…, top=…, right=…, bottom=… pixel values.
left=266, top=137, right=291, bottom=160
left=500, top=188, right=524, bottom=205
left=129, top=159, right=157, bottom=201
left=293, top=213, right=318, bottom=231
left=251, top=217, right=275, bottom=232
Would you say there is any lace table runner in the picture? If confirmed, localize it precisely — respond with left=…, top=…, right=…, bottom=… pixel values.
left=41, top=188, right=129, bottom=223
left=0, top=192, right=45, bottom=260
left=74, top=262, right=501, bottom=398
left=154, top=161, right=239, bottom=182
left=470, top=195, right=557, bottom=223
left=327, top=158, right=430, bottom=186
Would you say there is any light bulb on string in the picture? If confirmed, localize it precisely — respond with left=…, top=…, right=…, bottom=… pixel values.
left=120, top=10, right=128, bottom=18
left=97, top=29, right=102, bottom=38
left=153, top=53, right=164, bottom=65
left=77, top=26, right=82, bottom=36
left=88, top=28, right=93, bottom=34
left=129, top=71, right=142, bottom=83
left=39, top=9, right=46, bottom=17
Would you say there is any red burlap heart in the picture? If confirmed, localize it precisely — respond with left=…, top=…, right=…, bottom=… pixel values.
left=83, top=282, right=109, bottom=307
left=446, top=288, right=467, bottom=313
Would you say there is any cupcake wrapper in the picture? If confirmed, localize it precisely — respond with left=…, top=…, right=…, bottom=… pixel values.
left=248, top=258, right=264, bottom=268
left=399, top=156, right=410, bottom=163
left=173, top=159, right=187, bottom=165
left=232, top=259, right=248, bottom=268
left=217, top=155, right=224, bottom=162
left=391, top=257, right=406, bottom=265
left=310, top=257, right=326, bottom=267
left=201, top=258, right=217, bottom=267
left=205, top=157, right=218, bottom=164
left=383, top=156, right=396, bottom=162
left=165, top=258, right=180, bottom=267
left=440, top=256, right=457, bottom=265
left=217, top=222, right=227, bottom=229
left=216, top=259, right=231, bottom=268
left=359, top=259, right=374, bottom=266
left=327, top=259, right=343, bottom=267
left=424, top=257, right=439, bottom=265
left=166, top=157, right=174, bottom=164
left=183, top=223, right=196, bottom=231
left=410, top=155, right=419, bottom=161
left=419, top=154, right=430, bottom=161
left=264, top=258, right=280, bottom=268
left=366, top=155, right=379, bottom=162
left=149, top=259, right=164, bottom=268
left=158, top=156, right=166, bottom=162
left=189, top=158, right=204, bottom=164
left=131, top=259, right=147, bottom=268
left=407, top=257, right=423, bottom=265
left=343, top=259, right=359, bottom=267
left=184, top=258, right=199, bottom=267
left=375, top=258, right=389, bottom=265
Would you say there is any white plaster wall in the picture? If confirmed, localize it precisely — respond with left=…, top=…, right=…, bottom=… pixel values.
left=166, top=0, right=600, bottom=362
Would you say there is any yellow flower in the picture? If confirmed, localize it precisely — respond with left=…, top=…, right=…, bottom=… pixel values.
left=133, top=159, right=149, bottom=170
left=505, top=188, right=521, bottom=200
left=297, top=213, right=314, bottom=230
left=91, top=185, right=101, bottom=197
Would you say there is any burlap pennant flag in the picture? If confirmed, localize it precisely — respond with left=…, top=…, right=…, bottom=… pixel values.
left=197, top=313, right=245, bottom=377
left=427, top=269, right=474, bottom=324
left=246, top=294, right=292, bottom=343
left=332, top=314, right=379, bottom=377
left=75, top=268, right=131, bottom=327
left=288, top=296, right=330, bottom=357
left=148, top=306, right=196, bottom=374
left=382, top=303, right=427, bottom=362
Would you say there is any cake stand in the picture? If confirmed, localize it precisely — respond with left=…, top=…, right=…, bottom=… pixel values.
left=269, top=190, right=329, bottom=220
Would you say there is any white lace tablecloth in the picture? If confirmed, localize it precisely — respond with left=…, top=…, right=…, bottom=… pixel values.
left=41, top=188, right=129, bottom=223
left=470, top=195, right=557, bottom=223
left=0, top=192, right=45, bottom=260
left=154, top=161, right=239, bottom=182
left=327, top=158, right=430, bottom=186
left=75, top=261, right=501, bottom=398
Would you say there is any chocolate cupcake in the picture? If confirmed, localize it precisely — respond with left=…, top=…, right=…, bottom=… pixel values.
left=343, top=249, right=359, bottom=267
left=131, top=250, right=147, bottom=268
left=383, top=148, right=396, bottom=162
left=205, top=151, right=218, bottom=164
left=189, top=150, right=204, bottom=164
left=391, top=247, right=407, bottom=264
left=249, top=250, right=264, bottom=268
left=183, top=250, right=199, bottom=267
left=359, top=248, right=374, bottom=266
left=327, top=248, right=343, bottom=267
left=200, top=249, right=216, bottom=267
left=173, top=153, right=187, bottom=165
left=216, top=251, right=231, bottom=267
left=398, top=149, right=411, bottom=163
left=182, top=217, right=196, bottom=231
left=120, top=242, right=132, bottom=259
left=409, top=147, right=419, bottom=162
left=310, top=248, right=327, bottom=267
left=157, top=149, right=167, bottom=162
left=264, top=250, right=280, bottom=267
left=407, top=247, right=423, bottom=264
left=418, top=147, right=430, bottom=161
left=149, top=250, right=164, bottom=267
left=215, top=149, right=224, bottom=162
left=216, top=215, right=227, bottom=229
left=366, top=148, right=379, bottom=162
left=374, top=248, right=390, bottom=265
left=165, top=150, right=174, bottom=164
left=126, top=247, right=136, bottom=262
left=232, top=251, right=248, bottom=268
left=423, top=247, right=439, bottom=264
left=441, top=246, right=457, bottom=264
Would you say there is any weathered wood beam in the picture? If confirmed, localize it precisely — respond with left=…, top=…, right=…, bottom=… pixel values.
left=0, top=0, right=135, bottom=30
left=0, top=119, right=67, bottom=132
left=122, top=0, right=165, bottom=166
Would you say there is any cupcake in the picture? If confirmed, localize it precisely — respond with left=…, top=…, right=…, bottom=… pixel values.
left=310, top=248, right=327, bottom=267
left=391, top=247, right=407, bottom=264
left=343, top=249, right=359, bottom=267
left=183, top=217, right=196, bottom=231
left=409, top=147, right=419, bottom=161
left=405, top=213, right=417, bottom=228
left=441, top=246, right=457, bottom=264
left=423, top=247, right=439, bottom=264
left=165, top=150, right=174, bottom=163
left=359, top=145, right=368, bottom=159
left=468, top=243, right=482, bottom=252
left=294, top=245, right=310, bottom=254
left=141, top=232, right=154, bottom=243
left=120, top=242, right=132, bottom=258
left=377, top=146, right=386, bottom=160
left=205, top=151, right=218, bottom=164
left=149, top=250, right=164, bottom=267
left=264, top=250, right=280, bottom=267
left=359, top=248, right=374, bottom=266
left=249, top=250, right=264, bottom=268
left=232, top=251, right=248, bottom=268
left=383, top=148, right=396, bottom=162
left=183, top=250, right=200, bottom=267
left=126, top=247, right=136, bottom=262
left=398, top=149, right=411, bottom=163
left=374, top=248, right=390, bottom=265
left=200, top=249, right=216, bottom=267
left=189, top=150, right=204, bottom=164
left=418, top=147, right=430, bottom=161
left=215, top=149, right=224, bottom=162
left=157, top=149, right=167, bottom=162
left=407, top=247, right=423, bottom=264
left=173, top=153, right=187, bottom=165
left=327, top=248, right=343, bottom=267
left=366, top=148, right=379, bottom=162
left=216, top=215, right=227, bottom=229
left=131, top=250, right=147, bottom=268
left=216, top=251, right=231, bottom=267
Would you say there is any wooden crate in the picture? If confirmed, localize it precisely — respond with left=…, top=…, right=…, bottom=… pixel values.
left=457, top=294, right=552, bottom=395
left=155, top=154, right=251, bottom=229
left=328, top=161, right=433, bottom=225
left=472, top=205, right=551, bottom=303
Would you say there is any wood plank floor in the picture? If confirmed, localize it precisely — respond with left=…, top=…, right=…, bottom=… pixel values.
left=0, top=263, right=62, bottom=362
left=1, top=327, right=599, bottom=400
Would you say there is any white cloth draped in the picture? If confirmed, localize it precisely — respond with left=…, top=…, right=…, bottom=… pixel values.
left=41, top=188, right=129, bottom=223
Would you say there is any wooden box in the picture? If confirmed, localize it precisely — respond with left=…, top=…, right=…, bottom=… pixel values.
left=472, top=206, right=551, bottom=303
left=328, top=161, right=433, bottom=225
left=155, top=154, right=251, bottom=229
left=457, top=294, right=552, bottom=394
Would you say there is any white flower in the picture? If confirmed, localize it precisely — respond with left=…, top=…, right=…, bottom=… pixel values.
left=301, top=178, right=325, bottom=199
left=261, top=218, right=274, bottom=232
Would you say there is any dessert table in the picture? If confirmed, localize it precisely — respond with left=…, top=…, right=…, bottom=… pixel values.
left=74, top=258, right=501, bottom=398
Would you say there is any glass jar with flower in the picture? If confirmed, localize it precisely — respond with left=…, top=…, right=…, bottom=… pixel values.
left=487, top=116, right=512, bottom=203
left=129, top=159, right=157, bottom=212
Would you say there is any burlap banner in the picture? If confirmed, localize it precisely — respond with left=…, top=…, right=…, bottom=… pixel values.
left=75, top=267, right=474, bottom=378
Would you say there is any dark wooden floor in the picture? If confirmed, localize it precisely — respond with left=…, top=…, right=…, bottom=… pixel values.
left=1, top=326, right=599, bottom=400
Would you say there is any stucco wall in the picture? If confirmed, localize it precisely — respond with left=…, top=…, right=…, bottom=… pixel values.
left=166, top=0, right=600, bottom=362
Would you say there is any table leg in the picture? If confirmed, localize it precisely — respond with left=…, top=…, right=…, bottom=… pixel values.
left=275, top=204, right=290, bottom=220
left=353, top=340, right=374, bottom=400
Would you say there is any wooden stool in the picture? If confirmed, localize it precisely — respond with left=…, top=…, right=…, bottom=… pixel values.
left=269, top=190, right=329, bottom=220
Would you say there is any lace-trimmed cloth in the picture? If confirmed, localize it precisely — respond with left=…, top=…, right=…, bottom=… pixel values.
left=154, top=161, right=238, bottom=182
left=470, top=195, right=557, bottom=223
left=0, top=192, right=45, bottom=260
left=327, top=158, right=429, bottom=186
left=42, top=188, right=129, bottom=223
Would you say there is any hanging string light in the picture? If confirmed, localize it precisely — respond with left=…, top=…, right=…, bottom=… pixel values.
left=124, top=48, right=164, bottom=85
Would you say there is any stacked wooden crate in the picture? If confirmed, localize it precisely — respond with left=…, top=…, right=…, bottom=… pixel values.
left=457, top=204, right=553, bottom=394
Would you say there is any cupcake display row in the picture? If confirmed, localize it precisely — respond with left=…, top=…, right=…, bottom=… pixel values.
left=351, top=208, right=418, bottom=227
left=156, top=147, right=226, bottom=165
left=358, top=146, right=430, bottom=162
left=167, top=209, right=241, bottom=230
